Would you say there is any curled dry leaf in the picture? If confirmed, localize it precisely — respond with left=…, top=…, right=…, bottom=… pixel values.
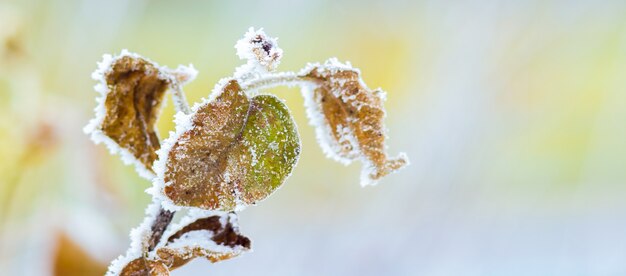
left=116, top=213, right=249, bottom=275
left=156, top=213, right=251, bottom=270
left=85, top=50, right=196, bottom=178
left=155, top=79, right=300, bottom=211
left=300, top=59, right=409, bottom=186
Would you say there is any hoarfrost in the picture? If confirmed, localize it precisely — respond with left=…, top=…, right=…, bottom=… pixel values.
left=301, top=83, right=354, bottom=165
left=84, top=49, right=197, bottom=180
left=149, top=79, right=235, bottom=212
left=159, top=212, right=248, bottom=254
left=300, top=58, right=409, bottom=186
left=105, top=199, right=162, bottom=276
left=107, top=208, right=249, bottom=275
left=91, top=27, right=408, bottom=275
left=152, top=79, right=300, bottom=212
left=154, top=211, right=251, bottom=268
left=234, top=27, right=283, bottom=83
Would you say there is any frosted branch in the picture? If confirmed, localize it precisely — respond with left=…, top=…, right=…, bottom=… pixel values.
left=171, top=83, right=192, bottom=115
left=240, top=72, right=321, bottom=92
left=147, top=209, right=175, bottom=252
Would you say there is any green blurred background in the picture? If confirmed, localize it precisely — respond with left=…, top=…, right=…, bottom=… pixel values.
left=1, top=0, right=626, bottom=275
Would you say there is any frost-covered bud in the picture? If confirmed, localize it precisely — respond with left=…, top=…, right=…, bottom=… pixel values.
left=235, top=27, right=283, bottom=73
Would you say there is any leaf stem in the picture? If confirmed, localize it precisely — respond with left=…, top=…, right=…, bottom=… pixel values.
left=144, top=72, right=315, bottom=255
left=146, top=83, right=191, bottom=253
left=147, top=208, right=175, bottom=252
left=171, top=83, right=192, bottom=115
left=240, top=72, right=321, bottom=92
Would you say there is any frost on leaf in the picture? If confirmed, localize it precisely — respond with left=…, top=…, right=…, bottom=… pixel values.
left=156, top=79, right=300, bottom=211
left=300, top=59, right=408, bottom=186
left=156, top=213, right=251, bottom=270
left=85, top=50, right=197, bottom=178
left=120, top=258, right=168, bottom=276
left=91, top=28, right=410, bottom=276
left=235, top=27, right=283, bottom=75
left=116, top=213, right=249, bottom=275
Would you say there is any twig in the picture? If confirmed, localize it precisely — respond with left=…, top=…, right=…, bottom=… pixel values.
left=144, top=73, right=316, bottom=254
left=145, top=83, right=192, bottom=253
left=240, top=72, right=321, bottom=92
left=147, top=209, right=175, bottom=251
left=171, top=83, right=192, bottom=114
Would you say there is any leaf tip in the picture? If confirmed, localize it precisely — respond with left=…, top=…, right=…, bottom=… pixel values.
left=359, top=152, right=410, bottom=187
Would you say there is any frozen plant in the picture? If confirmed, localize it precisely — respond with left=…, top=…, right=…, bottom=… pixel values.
left=85, top=28, right=409, bottom=275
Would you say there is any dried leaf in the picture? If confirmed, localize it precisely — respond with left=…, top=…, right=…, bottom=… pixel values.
left=108, top=212, right=249, bottom=276
left=156, top=213, right=251, bottom=270
left=119, top=258, right=169, bottom=276
left=85, top=51, right=196, bottom=178
left=156, top=79, right=300, bottom=211
left=301, top=59, right=409, bottom=186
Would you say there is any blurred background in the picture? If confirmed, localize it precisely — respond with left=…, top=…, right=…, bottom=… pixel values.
left=1, top=0, right=626, bottom=275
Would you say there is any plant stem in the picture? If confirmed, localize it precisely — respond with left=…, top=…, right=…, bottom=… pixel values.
left=144, top=73, right=316, bottom=254
left=146, top=83, right=191, bottom=252
left=171, top=83, right=192, bottom=114
left=240, top=72, right=320, bottom=92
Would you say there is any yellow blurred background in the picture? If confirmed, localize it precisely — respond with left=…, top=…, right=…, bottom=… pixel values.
left=1, top=0, right=626, bottom=275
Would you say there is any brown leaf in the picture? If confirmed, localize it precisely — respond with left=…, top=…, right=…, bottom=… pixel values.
left=112, top=213, right=249, bottom=275
left=156, top=213, right=251, bottom=270
left=119, top=258, right=169, bottom=276
left=157, top=248, right=239, bottom=270
left=301, top=59, right=409, bottom=186
left=86, top=51, right=195, bottom=178
left=166, top=215, right=251, bottom=248
left=158, top=79, right=300, bottom=211
left=101, top=55, right=168, bottom=171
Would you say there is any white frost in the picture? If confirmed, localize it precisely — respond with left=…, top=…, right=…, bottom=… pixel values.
left=159, top=212, right=248, bottom=256
left=300, top=58, right=409, bottom=187
left=164, top=230, right=245, bottom=255
left=301, top=83, right=354, bottom=166
left=234, top=27, right=283, bottom=83
left=84, top=49, right=197, bottom=180
left=105, top=199, right=162, bottom=276
left=97, top=28, right=409, bottom=276
left=149, top=78, right=235, bottom=212
left=105, top=205, right=249, bottom=275
left=239, top=71, right=308, bottom=96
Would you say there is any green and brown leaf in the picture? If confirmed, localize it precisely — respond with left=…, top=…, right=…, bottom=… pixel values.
left=159, top=79, right=300, bottom=211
